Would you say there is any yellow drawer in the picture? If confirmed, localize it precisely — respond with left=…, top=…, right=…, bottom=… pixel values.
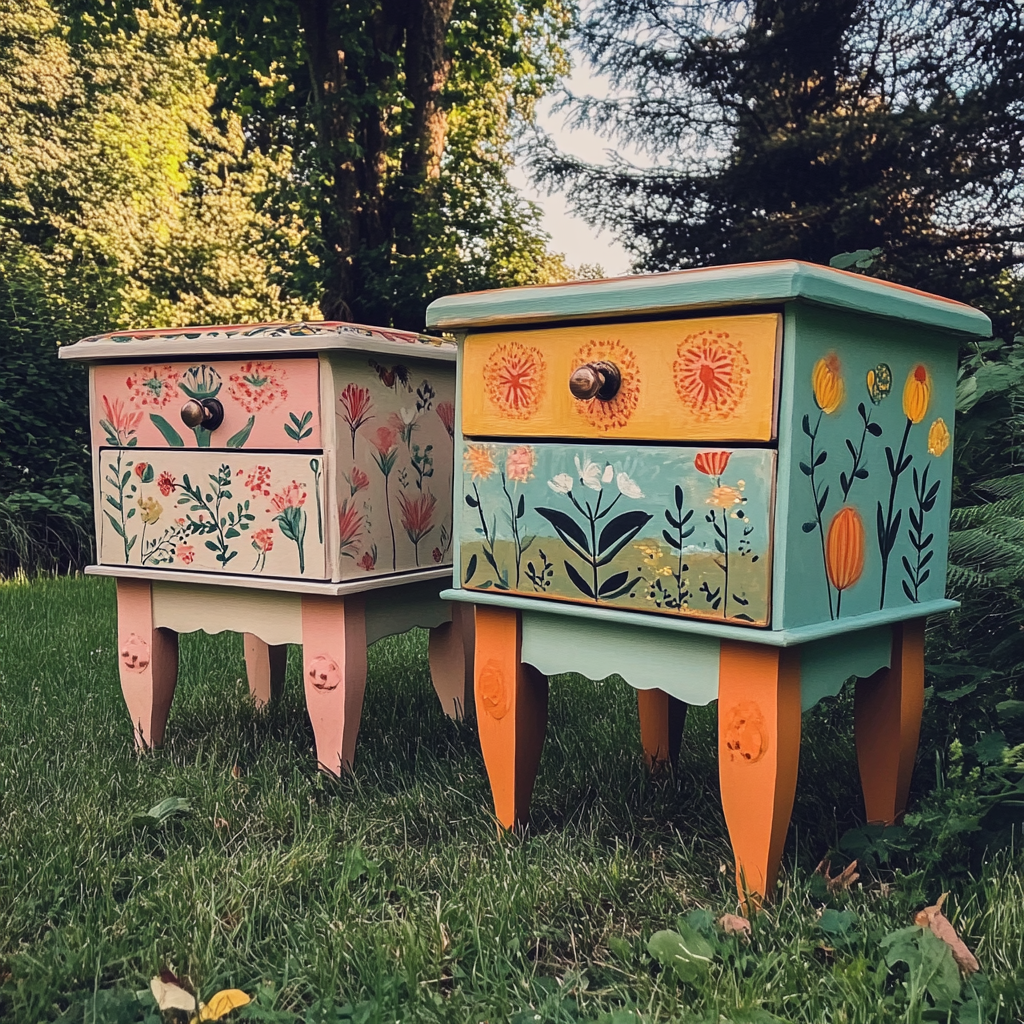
left=461, top=314, right=780, bottom=442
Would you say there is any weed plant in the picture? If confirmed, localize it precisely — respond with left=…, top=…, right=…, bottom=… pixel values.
left=0, top=576, right=1022, bottom=1023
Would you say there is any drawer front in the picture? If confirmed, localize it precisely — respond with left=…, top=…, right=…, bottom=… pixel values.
left=98, top=449, right=327, bottom=579
left=459, top=441, right=775, bottom=626
left=461, top=314, right=780, bottom=442
left=92, top=357, right=321, bottom=450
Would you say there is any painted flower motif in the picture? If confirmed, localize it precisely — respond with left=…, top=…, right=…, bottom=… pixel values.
left=707, top=484, right=745, bottom=509
left=436, top=400, right=456, bottom=438
left=866, top=363, right=892, bottom=404
left=484, top=341, right=546, bottom=419
left=389, top=407, right=418, bottom=445
left=228, top=361, right=287, bottom=412
left=464, top=444, right=496, bottom=480
left=157, top=471, right=176, bottom=496
left=338, top=383, right=374, bottom=457
left=134, top=462, right=149, bottom=479
left=616, top=472, right=644, bottom=499
left=125, top=365, right=180, bottom=407
left=269, top=481, right=306, bottom=513
left=825, top=506, right=865, bottom=592
left=548, top=473, right=573, bottom=494
left=137, top=496, right=162, bottom=524
left=812, top=354, right=844, bottom=414
left=370, top=425, right=399, bottom=457
left=243, top=464, right=273, bottom=496
left=176, top=543, right=195, bottom=565
left=576, top=455, right=611, bottom=491
left=432, top=547, right=443, bottom=563
left=928, top=417, right=950, bottom=457
left=179, top=364, right=223, bottom=401
left=100, top=395, right=143, bottom=445
left=346, top=466, right=370, bottom=495
left=252, top=528, right=274, bottom=553
left=358, top=548, right=377, bottom=571
left=673, top=331, right=749, bottom=419
left=505, top=445, right=536, bottom=484
left=694, top=451, right=731, bottom=477
left=338, top=500, right=364, bottom=555
left=572, top=339, right=641, bottom=430
left=398, top=491, right=437, bottom=542
left=903, top=364, right=931, bottom=424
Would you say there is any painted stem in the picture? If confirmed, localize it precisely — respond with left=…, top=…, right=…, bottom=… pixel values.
left=879, top=418, right=913, bottom=609
left=383, top=470, right=396, bottom=571
left=808, top=411, right=835, bottom=620
left=501, top=473, right=523, bottom=589
left=841, top=414, right=871, bottom=502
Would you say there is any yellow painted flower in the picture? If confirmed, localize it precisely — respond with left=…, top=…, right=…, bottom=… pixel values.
left=707, top=484, right=746, bottom=509
left=812, top=354, right=845, bottom=414
left=902, top=364, right=931, bottom=423
left=928, top=417, right=950, bottom=456
left=866, top=362, right=892, bottom=404
left=137, top=496, right=162, bottom=524
left=634, top=541, right=664, bottom=566
left=463, top=444, right=496, bottom=480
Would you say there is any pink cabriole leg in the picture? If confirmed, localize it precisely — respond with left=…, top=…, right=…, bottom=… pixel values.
left=427, top=602, right=475, bottom=719
left=116, top=578, right=179, bottom=749
left=300, top=595, right=367, bottom=776
left=244, top=633, right=287, bottom=708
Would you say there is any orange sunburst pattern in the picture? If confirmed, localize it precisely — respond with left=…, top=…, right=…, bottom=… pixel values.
left=673, top=331, right=749, bottom=420
left=483, top=342, right=546, bottom=420
left=572, top=339, right=641, bottom=430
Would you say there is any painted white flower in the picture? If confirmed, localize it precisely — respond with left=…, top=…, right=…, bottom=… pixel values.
left=602, top=464, right=614, bottom=483
left=575, top=455, right=604, bottom=491
left=548, top=473, right=573, bottom=494
left=399, top=407, right=417, bottom=425
left=616, top=472, right=644, bottom=499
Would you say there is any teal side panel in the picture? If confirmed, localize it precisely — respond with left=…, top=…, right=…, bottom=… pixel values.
left=799, top=625, right=891, bottom=711
left=450, top=336, right=466, bottom=587
left=780, top=303, right=958, bottom=630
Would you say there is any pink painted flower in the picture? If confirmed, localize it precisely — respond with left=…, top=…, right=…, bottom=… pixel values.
left=339, top=383, right=374, bottom=458
left=370, top=425, right=398, bottom=456
left=100, top=395, right=143, bottom=445
left=176, top=544, right=195, bottom=565
left=505, top=445, right=536, bottom=484
left=269, top=481, right=306, bottom=513
left=252, top=528, right=274, bottom=553
left=359, top=548, right=377, bottom=571
left=347, top=467, right=370, bottom=494
left=228, top=361, right=287, bottom=412
left=157, top=472, right=176, bottom=496
left=134, top=462, right=149, bottom=479
left=338, top=500, right=364, bottom=556
left=436, top=401, right=456, bottom=438
left=125, top=366, right=180, bottom=407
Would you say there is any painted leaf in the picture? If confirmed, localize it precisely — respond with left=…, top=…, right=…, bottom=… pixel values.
left=150, top=414, right=185, bottom=447
left=597, top=510, right=653, bottom=561
left=598, top=570, right=631, bottom=597
left=227, top=415, right=255, bottom=448
left=536, top=507, right=591, bottom=557
left=563, top=559, right=595, bottom=598
left=464, top=553, right=478, bottom=584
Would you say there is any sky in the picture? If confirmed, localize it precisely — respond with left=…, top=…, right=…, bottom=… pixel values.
left=508, top=62, right=635, bottom=277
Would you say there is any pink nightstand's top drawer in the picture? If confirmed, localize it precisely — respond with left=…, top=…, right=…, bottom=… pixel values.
left=91, top=358, right=322, bottom=450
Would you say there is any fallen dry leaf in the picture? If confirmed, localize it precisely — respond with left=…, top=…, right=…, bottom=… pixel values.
left=718, top=913, right=752, bottom=939
left=914, top=894, right=980, bottom=974
left=231, top=765, right=241, bottom=780
left=194, top=988, right=251, bottom=1021
left=214, top=817, right=230, bottom=830
left=151, top=972, right=196, bottom=1013
left=814, top=857, right=860, bottom=893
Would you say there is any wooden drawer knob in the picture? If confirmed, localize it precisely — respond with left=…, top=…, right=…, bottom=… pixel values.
left=180, top=398, right=224, bottom=431
left=569, top=360, right=621, bottom=401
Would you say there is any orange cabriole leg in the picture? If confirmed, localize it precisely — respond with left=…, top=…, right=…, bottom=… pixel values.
left=300, top=595, right=367, bottom=776
left=474, top=605, right=548, bottom=829
left=244, top=633, right=287, bottom=708
left=116, top=578, right=179, bottom=749
left=637, top=688, right=687, bottom=770
left=854, top=618, right=926, bottom=825
left=718, top=641, right=801, bottom=910
left=428, top=602, right=475, bottom=720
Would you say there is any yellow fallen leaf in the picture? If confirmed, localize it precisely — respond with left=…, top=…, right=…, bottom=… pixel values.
left=914, top=894, right=980, bottom=974
left=813, top=857, right=860, bottom=893
left=193, top=988, right=251, bottom=1022
left=150, top=975, right=197, bottom=1013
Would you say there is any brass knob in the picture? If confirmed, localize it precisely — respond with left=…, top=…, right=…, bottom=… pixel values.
left=180, top=398, right=224, bottom=431
left=569, top=360, right=621, bottom=401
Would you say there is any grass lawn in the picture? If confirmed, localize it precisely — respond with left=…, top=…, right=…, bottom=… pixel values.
left=1, top=575, right=1022, bottom=1022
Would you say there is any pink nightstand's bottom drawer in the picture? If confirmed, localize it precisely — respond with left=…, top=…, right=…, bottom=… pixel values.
left=98, top=448, right=327, bottom=578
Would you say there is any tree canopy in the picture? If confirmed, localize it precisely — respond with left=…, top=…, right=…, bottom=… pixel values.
left=537, top=0, right=1024, bottom=329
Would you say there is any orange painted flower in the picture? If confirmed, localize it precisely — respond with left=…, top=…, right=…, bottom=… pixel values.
left=673, top=331, right=749, bottom=418
left=505, top=445, right=536, bottom=483
left=269, top=481, right=306, bottom=512
left=903, top=364, right=931, bottom=424
left=464, top=444, right=496, bottom=480
left=928, top=417, right=950, bottom=457
left=572, top=339, right=640, bottom=430
left=436, top=400, right=456, bottom=438
left=243, top=464, right=273, bottom=496
left=370, top=425, right=398, bottom=456
left=707, top=484, right=745, bottom=510
left=812, top=354, right=844, bottom=414
left=825, top=506, right=865, bottom=592
left=252, top=528, right=274, bottom=553
left=484, top=342, right=545, bottom=419
left=694, top=451, right=731, bottom=477
left=338, top=500, right=364, bottom=555
left=175, top=543, right=195, bottom=565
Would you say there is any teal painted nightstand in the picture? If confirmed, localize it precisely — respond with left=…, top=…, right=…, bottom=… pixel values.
left=426, top=260, right=990, bottom=905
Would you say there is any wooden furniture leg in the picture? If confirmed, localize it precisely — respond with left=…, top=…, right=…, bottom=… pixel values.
left=854, top=618, right=926, bottom=825
left=718, top=641, right=801, bottom=909
left=427, top=602, right=475, bottom=719
left=116, top=578, right=179, bottom=749
left=637, top=688, right=687, bottom=770
left=300, top=595, right=367, bottom=776
left=474, top=605, right=549, bottom=829
left=243, top=634, right=287, bottom=708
